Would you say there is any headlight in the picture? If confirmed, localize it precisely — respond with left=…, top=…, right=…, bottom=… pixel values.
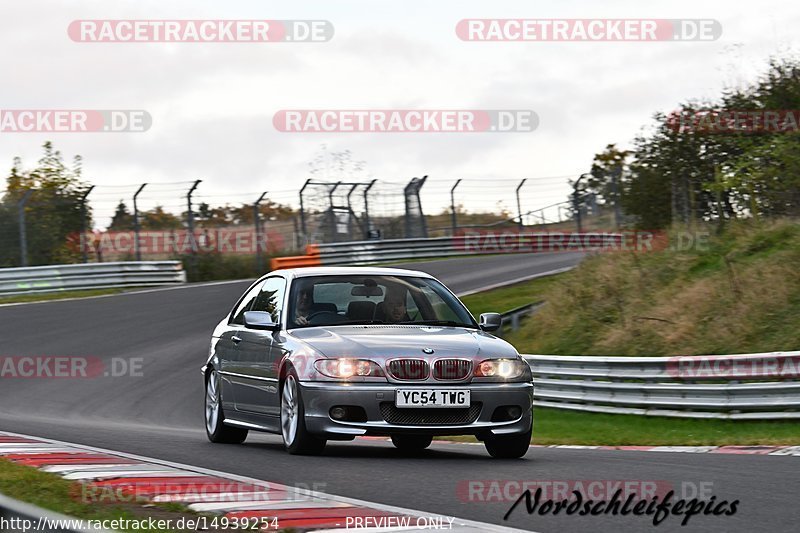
left=473, top=358, right=529, bottom=380
left=314, top=358, right=385, bottom=379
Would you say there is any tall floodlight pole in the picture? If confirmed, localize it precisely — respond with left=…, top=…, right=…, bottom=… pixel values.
left=254, top=192, right=267, bottom=273
left=132, top=183, right=147, bottom=261
left=450, top=179, right=462, bottom=236
left=515, top=179, right=527, bottom=229
left=80, top=186, right=94, bottom=263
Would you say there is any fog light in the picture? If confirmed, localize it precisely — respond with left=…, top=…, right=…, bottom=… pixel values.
left=507, top=406, right=522, bottom=419
left=330, top=406, right=347, bottom=420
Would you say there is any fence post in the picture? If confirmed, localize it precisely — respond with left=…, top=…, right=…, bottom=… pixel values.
left=450, top=179, right=462, bottom=236
left=133, top=183, right=147, bottom=261
left=362, top=179, right=376, bottom=237
left=186, top=180, right=202, bottom=275
left=612, top=165, right=622, bottom=229
left=17, top=190, right=33, bottom=267
left=515, top=178, right=526, bottom=228
left=254, top=191, right=267, bottom=273
left=403, top=175, right=428, bottom=238
left=80, top=186, right=94, bottom=263
left=573, top=174, right=589, bottom=233
left=346, top=183, right=360, bottom=241
left=299, top=178, right=311, bottom=240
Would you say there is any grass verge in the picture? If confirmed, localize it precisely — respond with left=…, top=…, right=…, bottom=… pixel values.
left=0, top=288, right=126, bottom=305
left=460, top=275, right=560, bottom=318
left=443, top=407, right=800, bottom=446
left=505, top=220, right=800, bottom=355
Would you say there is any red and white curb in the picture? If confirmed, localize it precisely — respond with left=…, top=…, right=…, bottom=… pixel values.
left=391, top=438, right=800, bottom=456
left=0, top=431, right=528, bottom=532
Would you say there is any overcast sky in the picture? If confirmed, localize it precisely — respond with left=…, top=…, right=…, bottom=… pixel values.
left=1, top=0, right=798, bottom=227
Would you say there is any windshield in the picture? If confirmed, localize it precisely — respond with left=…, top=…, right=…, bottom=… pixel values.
left=287, top=274, right=477, bottom=329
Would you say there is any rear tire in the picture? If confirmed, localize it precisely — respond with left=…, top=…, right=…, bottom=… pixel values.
left=391, top=434, right=433, bottom=451
left=484, top=425, right=532, bottom=459
left=281, top=372, right=327, bottom=455
left=205, top=369, right=248, bottom=444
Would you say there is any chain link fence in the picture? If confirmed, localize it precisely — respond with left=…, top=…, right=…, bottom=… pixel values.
left=1, top=175, right=618, bottom=278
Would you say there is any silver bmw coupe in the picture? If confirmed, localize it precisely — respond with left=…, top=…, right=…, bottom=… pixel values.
left=203, top=267, right=533, bottom=458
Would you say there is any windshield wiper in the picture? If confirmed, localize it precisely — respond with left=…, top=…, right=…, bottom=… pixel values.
left=400, top=320, right=476, bottom=328
left=333, top=319, right=386, bottom=325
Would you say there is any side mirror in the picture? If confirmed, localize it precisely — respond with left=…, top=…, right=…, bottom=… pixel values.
left=243, top=311, right=280, bottom=331
left=479, top=312, right=502, bottom=332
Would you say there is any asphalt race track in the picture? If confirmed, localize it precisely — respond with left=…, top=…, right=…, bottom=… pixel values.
left=1, top=252, right=797, bottom=533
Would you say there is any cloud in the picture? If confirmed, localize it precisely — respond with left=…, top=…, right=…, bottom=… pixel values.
left=1, top=0, right=798, bottom=227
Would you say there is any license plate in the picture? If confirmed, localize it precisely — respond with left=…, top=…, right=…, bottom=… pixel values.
left=395, top=389, right=470, bottom=408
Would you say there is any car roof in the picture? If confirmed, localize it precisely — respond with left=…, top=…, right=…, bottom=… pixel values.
left=270, top=266, right=433, bottom=280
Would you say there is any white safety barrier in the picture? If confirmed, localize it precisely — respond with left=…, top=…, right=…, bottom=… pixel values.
left=523, top=352, right=800, bottom=419
left=0, top=261, right=186, bottom=296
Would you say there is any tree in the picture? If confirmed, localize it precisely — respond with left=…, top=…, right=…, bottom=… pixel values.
left=141, top=206, right=182, bottom=230
left=108, top=201, right=135, bottom=231
left=582, top=56, right=800, bottom=228
left=0, top=142, right=90, bottom=266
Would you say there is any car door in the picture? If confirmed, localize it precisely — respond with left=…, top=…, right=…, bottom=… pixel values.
left=218, top=280, right=264, bottom=412
left=231, top=276, right=286, bottom=416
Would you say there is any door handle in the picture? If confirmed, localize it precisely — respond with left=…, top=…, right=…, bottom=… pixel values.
left=231, top=336, right=242, bottom=344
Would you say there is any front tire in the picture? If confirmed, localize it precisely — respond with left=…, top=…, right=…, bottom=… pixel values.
left=484, top=425, right=532, bottom=459
left=205, top=369, right=248, bottom=444
left=391, top=434, right=433, bottom=451
left=281, top=372, right=326, bottom=455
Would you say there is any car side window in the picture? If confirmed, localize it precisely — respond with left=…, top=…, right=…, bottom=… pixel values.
left=230, top=281, right=265, bottom=325
left=251, top=277, right=286, bottom=323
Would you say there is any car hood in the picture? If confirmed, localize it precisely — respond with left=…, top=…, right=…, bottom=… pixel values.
left=288, top=325, right=519, bottom=362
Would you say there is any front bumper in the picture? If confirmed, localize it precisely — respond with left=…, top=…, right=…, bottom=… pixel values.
left=300, top=381, right=533, bottom=438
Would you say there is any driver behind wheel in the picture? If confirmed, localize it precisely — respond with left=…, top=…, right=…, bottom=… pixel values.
left=295, top=286, right=314, bottom=325
left=383, top=289, right=410, bottom=323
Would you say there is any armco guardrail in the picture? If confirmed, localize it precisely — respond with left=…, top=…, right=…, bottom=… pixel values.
left=0, top=492, right=111, bottom=533
left=272, top=232, right=639, bottom=269
left=523, top=352, right=800, bottom=419
left=499, top=301, right=545, bottom=332
left=0, top=261, right=186, bottom=296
